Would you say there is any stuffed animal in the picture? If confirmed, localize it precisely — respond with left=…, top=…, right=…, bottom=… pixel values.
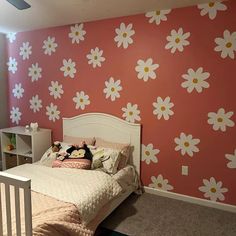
left=51, top=141, right=62, bottom=152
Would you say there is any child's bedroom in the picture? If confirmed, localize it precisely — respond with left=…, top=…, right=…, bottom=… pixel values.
left=0, top=0, right=235, bottom=235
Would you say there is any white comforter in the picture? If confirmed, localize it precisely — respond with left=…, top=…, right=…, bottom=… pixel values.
left=6, top=164, right=123, bottom=224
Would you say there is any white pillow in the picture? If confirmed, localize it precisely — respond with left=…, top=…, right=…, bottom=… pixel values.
left=39, top=142, right=71, bottom=167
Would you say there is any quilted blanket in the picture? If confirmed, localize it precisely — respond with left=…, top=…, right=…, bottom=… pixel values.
left=6, top=164, right=123, bottom=224
left=1, top=188, right=94, bottom=236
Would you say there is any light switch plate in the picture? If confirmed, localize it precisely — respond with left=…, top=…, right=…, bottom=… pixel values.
left=182, top=165, right=188, bottom=176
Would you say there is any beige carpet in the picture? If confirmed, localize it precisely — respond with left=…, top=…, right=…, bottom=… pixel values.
left=101, top=193, right=236, bottom=236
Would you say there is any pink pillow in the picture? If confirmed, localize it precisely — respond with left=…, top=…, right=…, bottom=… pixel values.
left=52, top=159, right=91, bottom=169
left=63, top=135, right=95, bottom=146
left=61, top=159, right=91, bottom=169
left=95, top=138, right=130, bottom=170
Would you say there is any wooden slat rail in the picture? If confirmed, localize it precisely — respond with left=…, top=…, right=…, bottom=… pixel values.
left=0, top=172, right=32, bottom=236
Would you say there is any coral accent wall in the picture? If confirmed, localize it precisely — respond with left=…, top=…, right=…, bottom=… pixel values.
left=6, top=1, right=236, bottom=205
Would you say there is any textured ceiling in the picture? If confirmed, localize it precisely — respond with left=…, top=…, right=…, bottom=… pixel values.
left=0, top=0, right=216, bottom=33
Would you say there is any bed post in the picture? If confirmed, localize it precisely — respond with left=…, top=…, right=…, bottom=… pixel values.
left=0, top=172, right=32, bottom=236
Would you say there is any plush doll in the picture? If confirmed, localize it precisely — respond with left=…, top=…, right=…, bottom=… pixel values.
left=65, top=142, right=93, bottom=161
left=53, top=141, right=93, bottom=169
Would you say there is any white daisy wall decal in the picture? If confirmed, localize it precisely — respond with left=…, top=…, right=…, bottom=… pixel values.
left=145, top=9, right=171, bottom=25
left=149, top=175, right=174, bottom=191
left=142, top=143, right=160, bottom=164
left=198, top=1, right=227, bottom=20
left=103, top=77, right=122, bottom=101
left=214, top=30, right=236, bottom=59
left=86, top=47, right=105, bottom=68
left=60, top=59, right=76, bottom=78
left=165, top=28, right=190, bottom=53
left=29, top=95, right=42, bottom=113
left=135, top=58, right=159, bottom=82
left=73, top=91, right=90, bottom=110
left=28, top=63, right=42, bottom=82
left=7, top=57, right=18, bottom=74
left=6, top=32, right=17, bottom=43
left=114, top=23, right=135, bottom=49
left=199, top=177, right=228, bottom=202
left=10, top=107, right=22, bottom=125
left=181, top=67, right=210, bottom=93
left=207, top=108, right=234, bottom=132
left=153, top=96, right=174, bottom=120
left=19, top=42, right=32, bottom=60
left=46, top=103, right=60, bottom=122
left=225, top=149, right=236, bottom=169
left=12, top=83, right=24, bottom=99
left=48, top=81, right=64, bottom=99
left=122, top=103, right=141, bottom=123
left=42, top=36, right=58, bottom=55
left=174, top=132, right=200, bottom=157
left=69, top=23, right=86, bottom=44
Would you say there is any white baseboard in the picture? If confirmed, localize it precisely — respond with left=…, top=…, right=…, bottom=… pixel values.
left=144, top=186, right=236, bottom=213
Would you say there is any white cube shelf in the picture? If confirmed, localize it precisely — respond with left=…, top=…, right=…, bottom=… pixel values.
left=0, top=126, right=51, bottom=170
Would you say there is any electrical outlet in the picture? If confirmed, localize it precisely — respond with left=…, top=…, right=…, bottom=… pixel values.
left=182, top=165, right=188, bottom=176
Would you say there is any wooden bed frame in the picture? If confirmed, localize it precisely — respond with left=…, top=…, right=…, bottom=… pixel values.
left=0, top=113, right=141, bottom=235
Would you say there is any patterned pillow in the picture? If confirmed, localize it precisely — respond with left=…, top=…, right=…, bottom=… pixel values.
left=52, top=159, right=91, bottom=169
left=95, top=138, right=130, bottom=170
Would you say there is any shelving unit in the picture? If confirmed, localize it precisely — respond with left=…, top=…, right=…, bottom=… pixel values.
left=0, top=126, right=51, bottom=170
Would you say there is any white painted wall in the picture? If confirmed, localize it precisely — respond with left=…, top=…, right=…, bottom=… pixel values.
left=0, top=33, right=8, bottom=169
left=0, top=33, right=8, bottom=129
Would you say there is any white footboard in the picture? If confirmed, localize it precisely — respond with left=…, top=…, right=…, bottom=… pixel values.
left=0, top=172, right=32, bottom=236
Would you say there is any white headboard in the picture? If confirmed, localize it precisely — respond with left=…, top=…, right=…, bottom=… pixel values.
left=62, top=113, right=141, bottom=175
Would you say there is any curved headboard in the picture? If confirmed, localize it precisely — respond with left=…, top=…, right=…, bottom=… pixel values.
left=62, top=113, right=141, bottom=175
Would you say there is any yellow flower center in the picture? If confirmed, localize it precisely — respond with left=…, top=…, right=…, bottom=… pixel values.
left=217, top=117, right=223, bottom=123
left=144, top=67, right=149, bottom=72
left=193, top=78, right=198, bottom=84
left=210, top=187, right=216, bottom=193
left=184, top=142, right=190, bottom=147
left=226, top=42, right=232, bottom=48
left=123, top=32, right=127, bottom=38
left=157, top=183, right=162, bottom=188
left=80, top=98, right=84, bottom=103
left=175, top=38, right=180, bottom=43
left=75, top=31, right=79, bottom=36
left=67, top=66, right=71, bottom=71
left=208, top=2, right=215, bottom=7
left=111, top=87, right=115, bottom=92
left=161, top=106, right=166, bottom=111
left=129, top=111, right=133, bottom=116
left=94, top=56, right=98, bottom=60
left=156, top=10, right=160, bottom=16
left=145, top=150, right=150, bottom=156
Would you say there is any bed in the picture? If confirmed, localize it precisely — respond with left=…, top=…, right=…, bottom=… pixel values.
left=0, top=113, right=141, bottom=236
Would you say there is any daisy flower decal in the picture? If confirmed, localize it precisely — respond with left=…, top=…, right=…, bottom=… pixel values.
left=165, top=28, right=190, bottom=53
left=207, top=108, right=234, bottom=132
left=149, top=175, right=174, bottom=191
left=122, top=103, right=141, bottom=123
left=199, top=177, right=228, bottom=202
left=114, top=23, right=135, bottom=49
